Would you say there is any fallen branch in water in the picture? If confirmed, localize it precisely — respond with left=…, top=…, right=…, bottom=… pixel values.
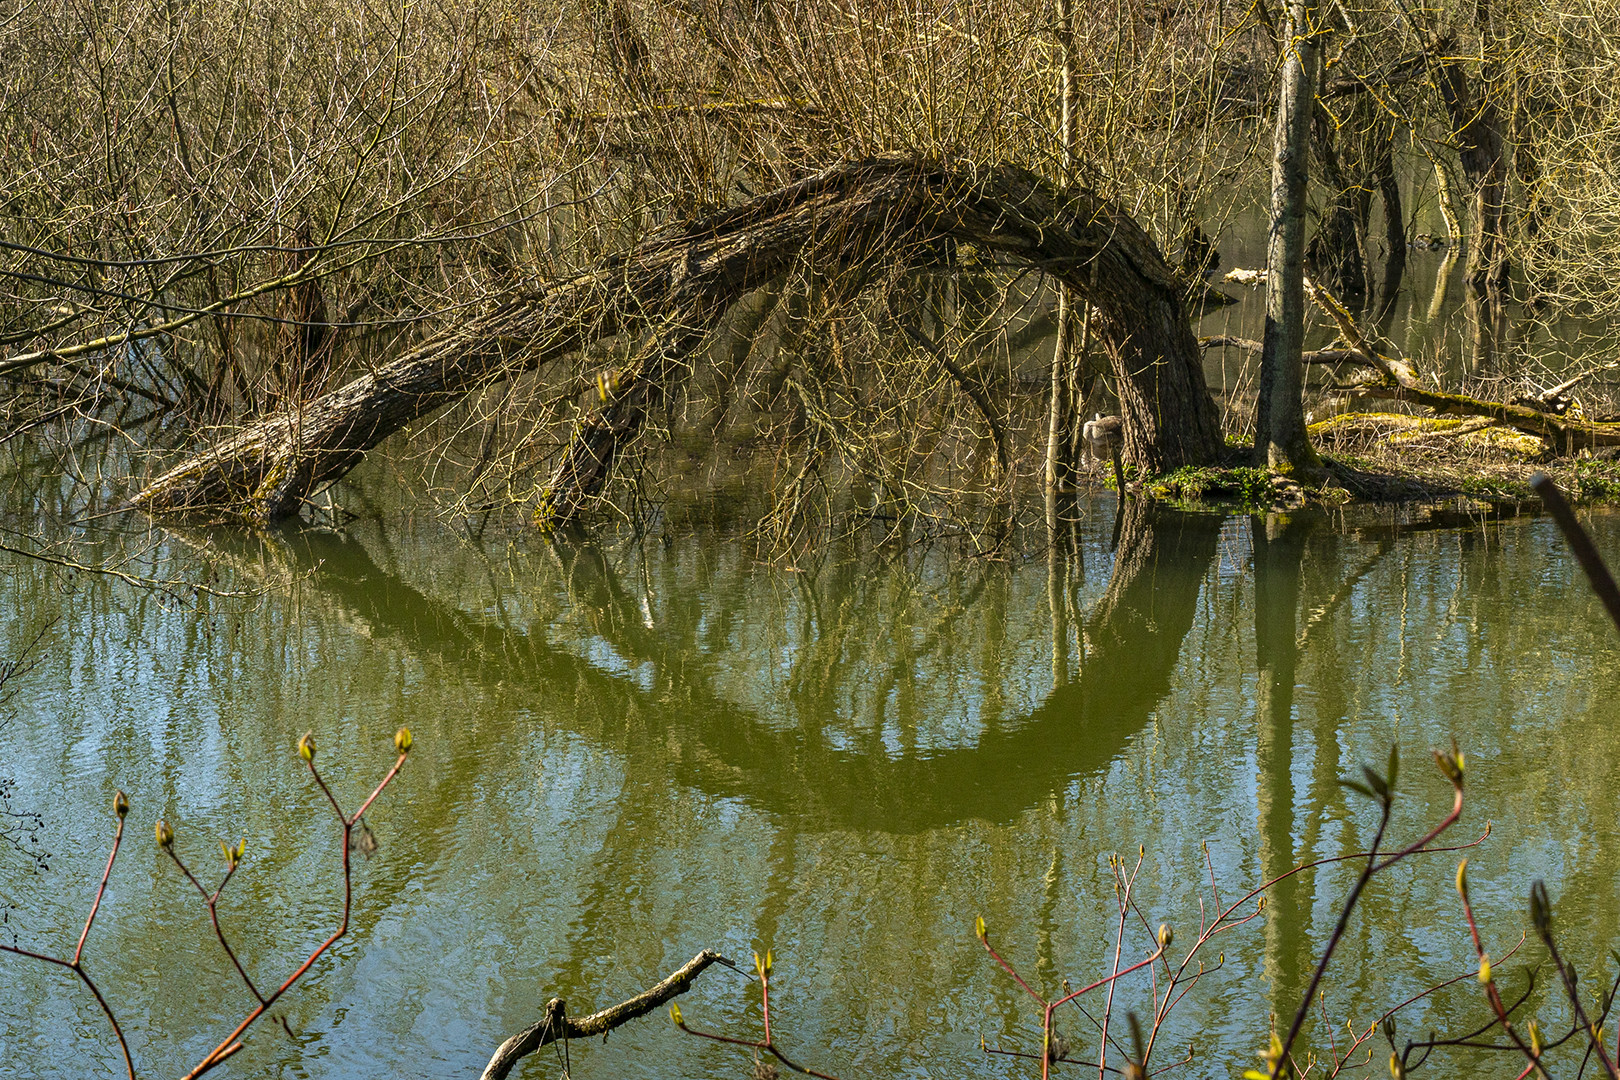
left=480, top=949, right=730, bottom=1080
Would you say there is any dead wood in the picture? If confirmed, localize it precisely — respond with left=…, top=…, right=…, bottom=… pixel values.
left=479, top=949, right=727, bottom=1080
left=1348, top=381, right=1620, bottom=451
left=130, top=156, right=1222, bottom=524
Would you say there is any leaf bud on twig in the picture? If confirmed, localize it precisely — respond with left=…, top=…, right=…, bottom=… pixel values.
left=975, top=915, right=987, bottom=942
left=1158, top=923, right=1174, bottom=949
left=155, top=819, right=174, bottom=849
left=297, top=732, right=316, bottom=762
left=1454, top=858, right=1470, bottom=902
left=1477, top=954, right=1491, bottom=984
left=113, top=790, right=129, bottom=820
left=669, top=1002, right=683, bottom=1026
left=394, top=727, right=413, bottom=755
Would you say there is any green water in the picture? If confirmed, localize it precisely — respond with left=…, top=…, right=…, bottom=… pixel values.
left=3, top=490, right=1620, bottom=1079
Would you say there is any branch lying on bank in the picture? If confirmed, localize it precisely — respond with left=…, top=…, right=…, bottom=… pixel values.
left=1199, top=334, right=1361, bottom=367
left=1209, top=270, right=1420, bottom=387
left=479, top=949, right=729, bottom=1080
left=1346, top=379, right=1620, bottom=451
left=1210, top=271, right=1620, bottom=453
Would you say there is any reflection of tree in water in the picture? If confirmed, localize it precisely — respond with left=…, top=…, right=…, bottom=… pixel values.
left=1250, top=512, right=1315, bottom=1028
left=0, top=776, right=47, bottom=876
left=234, top=504, right=1226, bottom=835
left=0, top=625, right=49, bottom=877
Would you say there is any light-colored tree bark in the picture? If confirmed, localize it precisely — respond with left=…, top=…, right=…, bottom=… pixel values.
left=1255, top=0, right=1325, bottom=478
left=1046, top=0, right=1080, bottom=515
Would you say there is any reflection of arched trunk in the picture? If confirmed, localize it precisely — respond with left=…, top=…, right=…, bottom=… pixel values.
left=1251, top=512, right=1315, bottom=1023
left=214, top=508, right=1223, bottom=832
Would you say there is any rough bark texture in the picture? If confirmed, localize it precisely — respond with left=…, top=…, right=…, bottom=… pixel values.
left=480, top=950, right=725, bottom=1080
left=1433, top=30, right=1510, bottom=295
left=1255, top=3, right=1324, bottom=475
left=1304, top=103, right=1371, bottom=306
left=131, top=156, right=1221, bottom=523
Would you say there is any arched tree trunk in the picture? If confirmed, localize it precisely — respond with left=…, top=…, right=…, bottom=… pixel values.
left=131, top=157, right=1221, bottom=523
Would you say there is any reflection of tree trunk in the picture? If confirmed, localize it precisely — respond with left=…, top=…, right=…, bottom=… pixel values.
left=193, top=505, right=1223, bottom=832
left=1426, top=248, right=1460, bottom=325
left=1048, top=517, right=1072, bottom=689
left=1372, top=125, right=1407, bottom=315
left=1251, top=512, right=1315, bottom=1034
left=1468, top=283, right=1509, bottom=375
left=133, top=158, right=1221, bottom=524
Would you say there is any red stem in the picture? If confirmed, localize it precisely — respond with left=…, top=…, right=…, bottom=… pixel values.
left=0, top=819, right=136, bottom=1080
left=73, top=817, right=123, bottom=965
left=182, top=753, right=405, bottom=1079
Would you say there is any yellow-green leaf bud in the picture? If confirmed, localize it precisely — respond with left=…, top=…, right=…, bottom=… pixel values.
left=113, top=790, right=129, bottom=820
left=155, top=819, right=174, bottom=849
left=394, top=727, right=413, bottom=755
left=297, top=732, right=316, bottom=762
left=1477, top=955, right=1492, bottom=984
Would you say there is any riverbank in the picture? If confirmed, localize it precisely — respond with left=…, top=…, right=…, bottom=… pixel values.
left=1115, top=410, right=1620, bottom=513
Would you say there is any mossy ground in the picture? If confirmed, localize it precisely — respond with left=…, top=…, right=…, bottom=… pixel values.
left=1085, top=411, right=1620, bottom=512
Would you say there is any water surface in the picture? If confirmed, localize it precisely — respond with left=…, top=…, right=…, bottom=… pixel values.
left=3, top=493, right=1619, bottom=1079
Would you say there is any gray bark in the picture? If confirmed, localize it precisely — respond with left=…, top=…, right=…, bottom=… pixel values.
left=1254, top=0, right=1324, bottom=476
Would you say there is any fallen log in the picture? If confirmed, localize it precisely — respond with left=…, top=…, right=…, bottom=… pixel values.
left=1348, top=380, right=1620, bottom=451
left=130, top=156, right=1222, bottom=523
left=1205, top=276, right=1620, bottom=454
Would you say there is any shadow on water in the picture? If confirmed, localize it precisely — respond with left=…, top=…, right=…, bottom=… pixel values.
left=194, top=502, right=1228, bottom=834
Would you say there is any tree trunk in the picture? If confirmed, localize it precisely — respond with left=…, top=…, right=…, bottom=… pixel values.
left=131, top=157, right=1222, bottom=523
left=1433, top=31, right=1510, bottom=295
left=1046, top=0, right=1080, bottom=514
left=1372, top=122, right=1407, bottom=314
left=1255, top=0, right=1325, bottom=477
left=1304, top=103, right=1370, bottom=307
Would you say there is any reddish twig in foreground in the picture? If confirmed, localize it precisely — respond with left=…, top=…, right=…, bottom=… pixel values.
left=0, top=790, right=135, bottom=1080
left=179, top=728, right=412, bottom=1079
left=673, top=949, right=841, bottom=1079
left=0, top=728, right=412, bottom=1080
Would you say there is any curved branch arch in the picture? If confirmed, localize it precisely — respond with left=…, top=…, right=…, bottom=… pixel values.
left=131, top=157, right=1222, bottom=523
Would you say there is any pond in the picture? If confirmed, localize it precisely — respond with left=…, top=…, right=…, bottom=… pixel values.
left=3, top=485, right=1619, bottom=1079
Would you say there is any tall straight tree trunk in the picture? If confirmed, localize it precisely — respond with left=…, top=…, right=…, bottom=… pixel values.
left=1046, top=0, right=1079, bottom=517
left=1254, top=0, right=1324, bottom=477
